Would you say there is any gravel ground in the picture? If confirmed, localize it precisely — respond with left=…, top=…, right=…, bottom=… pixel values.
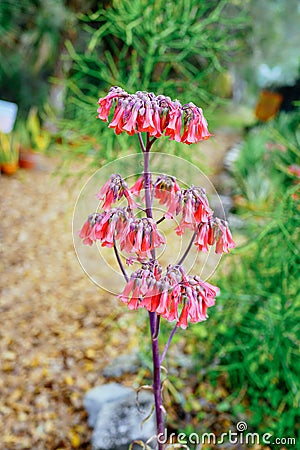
left=0, top=157, right=137, bottom=449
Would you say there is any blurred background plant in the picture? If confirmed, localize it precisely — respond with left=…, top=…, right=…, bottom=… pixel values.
left=151, top=109, right=300, bottom=444
left=0, top=0, right=251, bottom=170
left=59, top=0, right=250, bottom=167
left=0, top=0, right=73, bottom=115
left=0, top=131, right=19, bottom=174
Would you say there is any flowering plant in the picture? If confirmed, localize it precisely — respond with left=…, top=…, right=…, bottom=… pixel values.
left=79, top=86, right=235, bottom=448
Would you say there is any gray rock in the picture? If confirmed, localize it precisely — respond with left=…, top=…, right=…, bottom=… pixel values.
left=84, top=383, right=133, bottom=427
left=209, top=194, right=234, bottom=219
left=84, top=383, right=157, bottom=450
left=103, top=352, right=140, bottom=378
left=223, top=142, right=243, bottom=172
left=215, top=171, right=236, bottom=195
left=227, top=213, right=246, bottom=230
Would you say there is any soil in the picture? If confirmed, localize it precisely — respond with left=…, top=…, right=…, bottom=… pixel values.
left=0, top=156, right=137, bottom=449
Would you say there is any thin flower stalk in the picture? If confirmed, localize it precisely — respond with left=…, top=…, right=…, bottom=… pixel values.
left=79, top=86, right=236, bottom=449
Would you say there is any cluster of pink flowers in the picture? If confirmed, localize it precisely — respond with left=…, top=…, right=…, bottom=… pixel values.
left=195, top=218, right=235, bottom=253
left=97, top=86, right=212, bottom=144
left=119, top=263, right=219, bottom=329
left=97, top=173, right=138, bottom=210
left=78, top=86, right=238, bottom=333
left=80, top=173, right=236, bottom=256
left=175, top=186, right=213, bottom=234
left=79, top=208, right=128, bottom=247
left=119, top=217, right=165, bottom=258
left=79, top=207, right=165, bottom=258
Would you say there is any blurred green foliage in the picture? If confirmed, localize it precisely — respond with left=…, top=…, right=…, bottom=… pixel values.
left=1, top=0, right=250, bottom=168
left=210, top=197, right=300, bottom=437
left=236, top=0, right=300, bottom=97
left=0, top=0, right=76, bottom=114
left=67, top=0, right=248, bottom=101
left=59, top=0, right=250, bottom=166
left=184, top=111, right=300, bottom=442
left=232, top=110, right=300, bottom=209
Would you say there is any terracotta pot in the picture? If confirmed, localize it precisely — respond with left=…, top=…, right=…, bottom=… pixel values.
left=1, top=161, right=19, bottom=175
left=19, top=150, right=37, bottom=170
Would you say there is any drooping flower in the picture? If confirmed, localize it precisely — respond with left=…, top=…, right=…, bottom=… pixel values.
left=175, top=187, right=213, bottom=235
left=214, top=219, right=236, bottom=254
left=119, top=263, right=219, bottom=329
left=79, top=208, right=129, bottom=248
left=130, top=175, right=145, bottom=196
left=120, top=217, right=166, bottom=258
left=97, top=86, right=126, bottom=121
left=154, top=175, right=182, bottom=219
left=96, top=174, right=138, bottom=210
left=194, top=221, right=214, bottom=252
left=97, top=87, right=212, bottom=145
left=194, top=217, right=235, bottom=254
left=164, top=100, right=183, bottom=142
left=181, top=103, right=212, bottom=144
left=138, top=99, right=156, bottom=134
left=176, top=270, right=220, bottom=329
left=78, top=213, right=104, bottom=246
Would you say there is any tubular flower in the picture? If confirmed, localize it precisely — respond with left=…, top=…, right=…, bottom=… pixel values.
left=97, top=87, right=212, bottom=145
left=97, top=86, right=126, bottom=121
left=78, top=213, right=105, bottom=246
left=194, top=218, right=235, bottom=254
left=175, top=186, right=213, bottom=235
left=214, top=218, right=236, bottom=254
left=194, top=220, right=215, bottom=252
left=181, top=103, right=211, bottom=144
left=79, top=208, right=129, bottom=248
left=154, top=175, right=182, bottom=219
left=96, top=174, right=138, bottom=210
left=119, top=264, right=219, bottom=329
left=120, top=217, right=166, bottom=257
left=175, top=268, right=220, bottom=329
left=164, top=100, right=183, bottom=142
left=130, top=175, right=146, bottom=196
left=119, top=261, right=162, bottom=311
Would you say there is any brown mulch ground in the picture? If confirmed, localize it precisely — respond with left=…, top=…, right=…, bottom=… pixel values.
left=0, top=157, right=138, bottom=449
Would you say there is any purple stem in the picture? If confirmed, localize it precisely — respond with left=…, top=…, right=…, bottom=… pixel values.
left=113, top=238, right=129, bottom=282
left=138, top=132, right=146, bottom=153
left=177, top=230, right=197, bottom=266
left=150, top=325, right=164, bottom=444
left=153, top=314, right=161, bottom=340
left=141, top=133, right=164, bottom=446
left=143, top=148, right=153, bottom=220
left=160, top=324, right=178, bottom=364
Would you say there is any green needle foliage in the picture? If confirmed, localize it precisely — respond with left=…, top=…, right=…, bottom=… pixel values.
left=69, top=0, right=247, bottom=101
left=186, top=111, right=300, bottom=441
left=211, top=193, right=300, bottom=438
left=60, top=0, right=249, bottom=166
